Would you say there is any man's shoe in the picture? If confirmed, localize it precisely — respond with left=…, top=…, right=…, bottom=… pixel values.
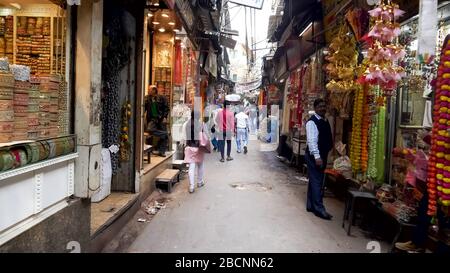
left=158, top=152, right=166, bottom=157
left=220, top=158, right=225, bottom=163
left=314, top=211, right=333, bottom=220
left=237, top=150, right=241, bottom=153
left=244, top=146, right=248, bottom=154
left=395, top=241, right=419, bottom=252
left=227, top=157, right=233, bottom=161
left=306, top=208, right=314, bottom=213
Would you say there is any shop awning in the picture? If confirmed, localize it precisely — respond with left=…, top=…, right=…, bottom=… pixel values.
left=271, top=0, right=318, bottom=42
left=197, top=6, right=217, bottom=31
left=267, top=14, right=283, bottom=39
left=235, top=79, right=262, bottom=94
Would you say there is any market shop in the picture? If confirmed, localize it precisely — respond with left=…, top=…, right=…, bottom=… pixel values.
left=323, top=0, right=450, bottom=251
left=0, top=0, right=77, bottom=248
left=137, top=2, right=195, bottom=169
left=270, top=0, right=450, bottom=251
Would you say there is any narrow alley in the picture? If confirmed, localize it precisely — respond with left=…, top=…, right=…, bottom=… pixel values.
left=2, top=0, right=450, bottom=256
left=111, top=138, right=387, bottom=253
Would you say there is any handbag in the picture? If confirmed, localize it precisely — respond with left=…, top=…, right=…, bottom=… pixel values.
left=199, top=125, right=211, bottom=153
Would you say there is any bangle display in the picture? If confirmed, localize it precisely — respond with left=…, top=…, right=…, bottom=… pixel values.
left=0, top=150, right=14, bottom=171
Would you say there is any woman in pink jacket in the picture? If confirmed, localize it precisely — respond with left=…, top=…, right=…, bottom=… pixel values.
left=182, top=110, right=207, bottom=193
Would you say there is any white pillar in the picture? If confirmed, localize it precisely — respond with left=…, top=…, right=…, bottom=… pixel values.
left=74, top=0, right=103, bottom=198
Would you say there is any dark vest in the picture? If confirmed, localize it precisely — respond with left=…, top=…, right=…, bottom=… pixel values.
left=306, top=115, right=333, bottom=160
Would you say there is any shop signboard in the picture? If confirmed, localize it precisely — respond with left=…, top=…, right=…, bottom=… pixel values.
left=220, top=35, right=237, bottom=49
left=235, top=79, right=261, bottom=94
left=175, top=0, right=194, bottom=32
left=229, top=0, right=264, bottom=9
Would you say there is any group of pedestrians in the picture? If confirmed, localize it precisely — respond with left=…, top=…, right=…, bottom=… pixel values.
left=176, top=96, right=334, bottom=223
left=181, top=100, right=252, bottom=193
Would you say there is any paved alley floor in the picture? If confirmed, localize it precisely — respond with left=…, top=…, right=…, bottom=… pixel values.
left=126, top=139, right=389, bottom=253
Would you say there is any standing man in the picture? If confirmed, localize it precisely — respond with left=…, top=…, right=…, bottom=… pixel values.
left=305, top=98, right=333, bottom=220
left=235, top=107, right=250, bottom=154
left=144, top=85, right=169, bottom=157
left=215, top=100, right=235, bottom=162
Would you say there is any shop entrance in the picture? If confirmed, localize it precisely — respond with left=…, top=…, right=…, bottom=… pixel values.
left=90, top=1, right=140, bottom=238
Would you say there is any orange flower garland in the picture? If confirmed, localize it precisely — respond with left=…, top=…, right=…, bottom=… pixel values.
left=350, top=84, right=371, bottom=175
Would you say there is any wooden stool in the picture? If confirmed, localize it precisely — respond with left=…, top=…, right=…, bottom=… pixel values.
left=143, top=144, right=153, bottom=163
left=155, top=169, right=180, bottom=193
left=172, top=159, right=187, bottom=171
left=172, top=160, right=188, bottom=179
left=342, top=190, right=377, bottom=236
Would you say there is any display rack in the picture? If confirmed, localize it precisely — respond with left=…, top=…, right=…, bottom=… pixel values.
left=0, top=11, right=66, bottom=75
left=153, top=66, right=172, bottom=102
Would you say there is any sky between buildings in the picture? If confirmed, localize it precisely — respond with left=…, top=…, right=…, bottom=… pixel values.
left=227, top=0, right=272, bottom=84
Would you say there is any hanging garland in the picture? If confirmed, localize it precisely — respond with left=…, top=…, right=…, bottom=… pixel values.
left=120, top=100, right=132, bottom=162
left=428, top=35, right=450, bottom=216
left=367, top=86, right=380, bottom=179
left=361, top=84, right=370, bottom=174
left=361, top=0, right=406, bottom=96
left=367, top=85, right=387, bottom=183
left=101, top=11, right=130, bottom=174
left=350, top=85, right=364, bottom=173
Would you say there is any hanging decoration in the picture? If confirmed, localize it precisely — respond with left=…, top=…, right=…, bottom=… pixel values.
left=350, top=85, right=364, bottom=173
left=350, top=83, right=371, bottom=176
left=367, top=85, right=386, bottom=183
left=120, top=100, right=131, bottom=162
left=367, top=86, right=379, bottom=179
left=427, top=35, right=450, bottom=216
left=345, top=7, right=370, bottom=42
left=361, top=0, right=406, bottom=96
left=360, top=84, right=370, bottom=173
left=325, top=26, right=358, bottom=118
left=101, top=13, right=130, bottom=174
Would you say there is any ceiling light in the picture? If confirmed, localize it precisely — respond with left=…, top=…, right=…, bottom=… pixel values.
left=169, top=22, right=175, bottom=26
left=175, top=36, right=181, bottom=40
left=174, top=28, right=180, bottom=33
left=152, top=21, right=160, bottom=25
left=162, top=13, right=169, bottom=18
left=10, top=3, right=21, bottom=9
left=158, top=28, right=165, bottom=32
left=147, top=13, right=153, bottom=17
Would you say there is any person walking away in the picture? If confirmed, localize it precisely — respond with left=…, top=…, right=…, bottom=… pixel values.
left=235, top=107, right=250, bottom=154
left=144, top=85, right=170, bottom=157
left=215, top=100, right=235, bottom=162
left=305, top=98, right=333, bottom=220
left=210, top=124, right=219, bottom=151
left=182, top=110, right=207, bottom=193
left=204, top=116, right=218, bottom=151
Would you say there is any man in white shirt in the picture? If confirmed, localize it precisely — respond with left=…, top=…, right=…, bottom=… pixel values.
left=235, top=107, right=250, bottom=154
left=305, top=98, right=333, bottom=220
